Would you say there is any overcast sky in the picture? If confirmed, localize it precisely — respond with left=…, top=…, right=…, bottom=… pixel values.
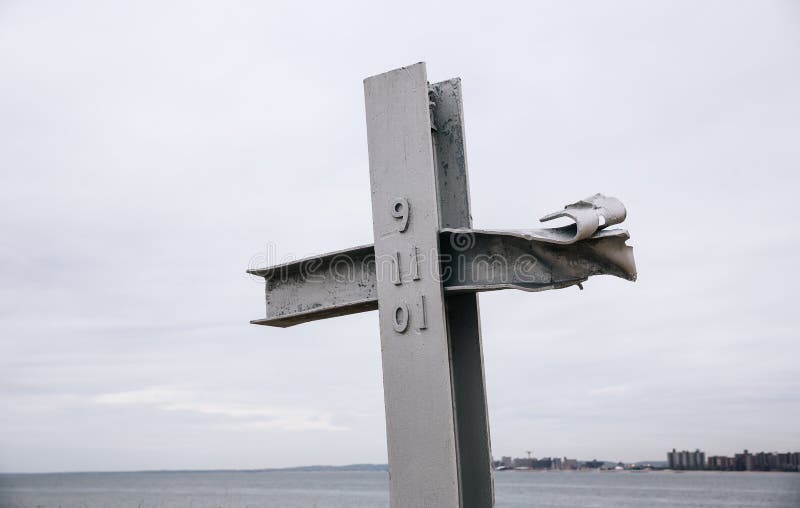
left=1, top=1, right=799, bottom=473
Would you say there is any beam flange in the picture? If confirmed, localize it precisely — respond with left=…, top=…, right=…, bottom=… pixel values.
left=249, top=228, right=635, bottom=327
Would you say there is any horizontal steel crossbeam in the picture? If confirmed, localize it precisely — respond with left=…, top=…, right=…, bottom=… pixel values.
left=249, top=229, right=635, bottom=327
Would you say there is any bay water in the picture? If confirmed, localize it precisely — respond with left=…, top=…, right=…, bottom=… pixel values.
left=1, top=470, right=799, bottom=507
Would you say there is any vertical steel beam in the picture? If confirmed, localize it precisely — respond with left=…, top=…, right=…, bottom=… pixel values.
left=431, top=78, right=495, bottom=507
left=364, top=63, right=461, bottom=507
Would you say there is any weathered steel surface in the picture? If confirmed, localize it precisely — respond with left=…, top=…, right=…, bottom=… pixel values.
left=249, top=199, right=635, bottom=327
left=440, top=228, right=636, bottom=293
left=364, top=62, right=460, bottom=507
left=430, top=77, right=494, bottom=507
left=249, top=245, right=376, bottom=328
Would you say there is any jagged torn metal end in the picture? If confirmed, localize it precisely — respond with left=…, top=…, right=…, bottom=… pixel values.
left=248, top=193, right=636, bottom=327
left=441, top=193, right=637, bottom=288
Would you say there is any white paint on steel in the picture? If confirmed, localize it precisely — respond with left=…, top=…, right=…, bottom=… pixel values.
left=364, top=62, right=460, bottom=508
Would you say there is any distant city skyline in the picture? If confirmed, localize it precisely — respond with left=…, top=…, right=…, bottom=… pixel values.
left=495, top=448, right=800, bottom=472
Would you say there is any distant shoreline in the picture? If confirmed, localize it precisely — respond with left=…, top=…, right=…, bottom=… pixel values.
left=2, top=465, right=798, bottom=476
left=0, top=464, right=389, bottom=475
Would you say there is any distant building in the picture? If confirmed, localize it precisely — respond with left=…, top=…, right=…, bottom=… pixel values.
left=779, top=452, right=800, bottom=472
left=582, top=459, right=604, bottom=469
left=549, top=457, right=578, bottom=470
left=501, top=456, right=513, bottom=468
left=667, top=448, right=705, bottom=470
left=752, top=451, right=800, bottom=472
left=708, top=455, right=735, bottom=470
left=560, top=458, right=578, bottom=470
left=706, top=450, right=799, bottom=472
left=693, top=449, right=706, bottom=469
left=513, top=457, right=533, bottom=469
left=735, top=449, right=754, bottom=471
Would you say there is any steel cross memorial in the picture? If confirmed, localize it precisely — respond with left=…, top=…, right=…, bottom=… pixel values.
left=248, top=62, right=637, bottom=507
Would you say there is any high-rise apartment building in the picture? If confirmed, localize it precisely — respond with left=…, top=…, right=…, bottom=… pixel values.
left=667, top=448, right=706, bottom=470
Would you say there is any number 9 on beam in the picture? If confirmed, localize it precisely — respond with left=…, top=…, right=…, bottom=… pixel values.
left=391, top=198, right=409, bottom=232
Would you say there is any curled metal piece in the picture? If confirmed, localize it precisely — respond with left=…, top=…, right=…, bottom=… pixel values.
left=538, top=193, right=627, bottom=244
